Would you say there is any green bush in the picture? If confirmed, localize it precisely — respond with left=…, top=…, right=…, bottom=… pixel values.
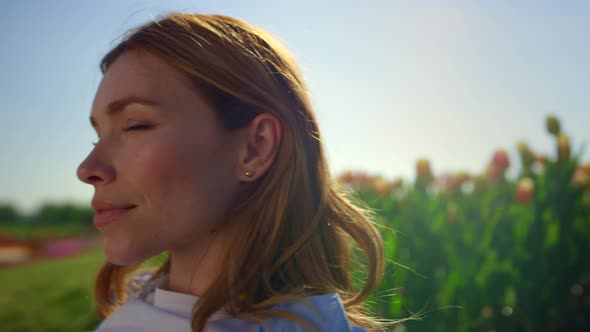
left=342, top=116, right=590, bottom=331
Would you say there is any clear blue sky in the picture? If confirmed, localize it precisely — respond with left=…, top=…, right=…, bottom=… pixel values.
left=1, top=0, right=589, bottom=213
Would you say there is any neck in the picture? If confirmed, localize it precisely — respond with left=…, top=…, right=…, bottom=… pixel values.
left=166, top=229, right=228, bottom=296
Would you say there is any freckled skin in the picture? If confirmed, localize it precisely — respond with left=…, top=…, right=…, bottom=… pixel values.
left=77, top=50, right=242, bottom=266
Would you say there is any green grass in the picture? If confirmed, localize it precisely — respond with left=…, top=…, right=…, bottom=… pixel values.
left=0, top=223, right=98, bottom=239
left=0, top=246, right=169, bottom=332
left=0, top=248, right=105, bottom=332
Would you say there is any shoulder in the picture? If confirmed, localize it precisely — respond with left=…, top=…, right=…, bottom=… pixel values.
left=255, top=293, right=368, bottom=332
left=96, top=298, right=192, bottom=332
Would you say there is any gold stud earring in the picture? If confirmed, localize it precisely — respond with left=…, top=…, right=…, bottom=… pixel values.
left=245, top=171, right=254, bottom=178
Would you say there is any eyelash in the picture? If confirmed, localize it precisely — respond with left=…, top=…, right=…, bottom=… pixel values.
left=124, top=124, right=153, bottom=131
left=91, top=124, right=154, bottom=146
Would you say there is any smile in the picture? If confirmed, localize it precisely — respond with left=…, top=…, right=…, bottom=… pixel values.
left=93, top=206, right=136, bottom=228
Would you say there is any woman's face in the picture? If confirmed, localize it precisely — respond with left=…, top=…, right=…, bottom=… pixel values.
left=77, top=50, right=242, bottom=265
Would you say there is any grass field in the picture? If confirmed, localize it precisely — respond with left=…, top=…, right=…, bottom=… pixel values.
left=0, top=246, right=169, bottom=332
left=0, top=248, right=105, bottom=332
left=0, top=223, right=97, bottom=239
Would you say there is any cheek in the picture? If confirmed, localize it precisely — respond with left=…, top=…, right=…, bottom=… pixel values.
left=125, top=140, right=182, bottom=195
left=121, top=134, right=236, bottom=245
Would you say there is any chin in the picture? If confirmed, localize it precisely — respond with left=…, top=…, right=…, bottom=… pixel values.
left=104, top=248, right=139, bottom=266
left=102, top=237, right=152, bottom=266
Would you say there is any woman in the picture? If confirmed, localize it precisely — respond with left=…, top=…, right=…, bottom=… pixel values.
left=77, top=12, right=386, bottom=332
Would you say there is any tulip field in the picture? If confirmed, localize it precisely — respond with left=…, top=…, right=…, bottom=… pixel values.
left=339, top=116, right=590, bottom=331
left=1, top=116, right=588, bottom=331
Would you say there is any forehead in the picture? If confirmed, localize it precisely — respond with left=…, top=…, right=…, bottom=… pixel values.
left=92, top=50, right=193, bottom=111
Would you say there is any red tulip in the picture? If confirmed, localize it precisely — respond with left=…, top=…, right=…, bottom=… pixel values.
left=338, top=171, right=354, bottom=186
left=437, top=172, right=470, bottom=195
left=357, top=173, right=374, bottom=189
left=492, top=150, right=510, bottom=171
left=486, top=164, right=503, bottom=182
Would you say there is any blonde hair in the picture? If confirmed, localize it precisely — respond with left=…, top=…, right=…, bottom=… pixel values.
left=94, top=13, right=386, bottom=332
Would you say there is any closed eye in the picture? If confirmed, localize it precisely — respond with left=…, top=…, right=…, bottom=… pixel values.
left=91, top=124, right=154, bottom=146
left=124, top=124, right=154, bottom=131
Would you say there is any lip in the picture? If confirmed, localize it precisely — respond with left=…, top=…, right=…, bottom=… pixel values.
left=92, top=199, right=136, bottom=212
left=93, top=206, right=136, bottom=228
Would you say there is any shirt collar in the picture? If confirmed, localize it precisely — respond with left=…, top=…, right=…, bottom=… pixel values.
left=153, top=275, right=199, bottom=319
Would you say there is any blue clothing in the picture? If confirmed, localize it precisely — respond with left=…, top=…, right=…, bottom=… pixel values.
left=262, top=293, right=367, bottom=332
left=95, top=274, right=367, bottom=332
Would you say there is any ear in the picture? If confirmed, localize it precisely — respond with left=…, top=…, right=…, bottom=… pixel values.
left=236, top=113, right=282, bottom=182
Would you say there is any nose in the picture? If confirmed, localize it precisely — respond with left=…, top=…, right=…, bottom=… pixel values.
left=76, top=148, right=115, bottom=185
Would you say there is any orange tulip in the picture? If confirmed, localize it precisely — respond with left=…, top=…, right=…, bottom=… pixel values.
left=373, top=178, right=392, bottom=196
left=337, top=171, right=374, bottom=190
left=557, top=133, right=571, bottom=160
left=516, top=178, right=535, bottom=204
left=455, top=171, right=471, bottom=187
left=535, top=154, right=547, bottom=165
left=572, top=166, right=590, bottom=188
left=416, top=159, right=432, bottom=178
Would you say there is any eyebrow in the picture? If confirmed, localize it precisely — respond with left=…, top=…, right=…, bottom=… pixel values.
left=90, top=96, right=160, bottom=129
